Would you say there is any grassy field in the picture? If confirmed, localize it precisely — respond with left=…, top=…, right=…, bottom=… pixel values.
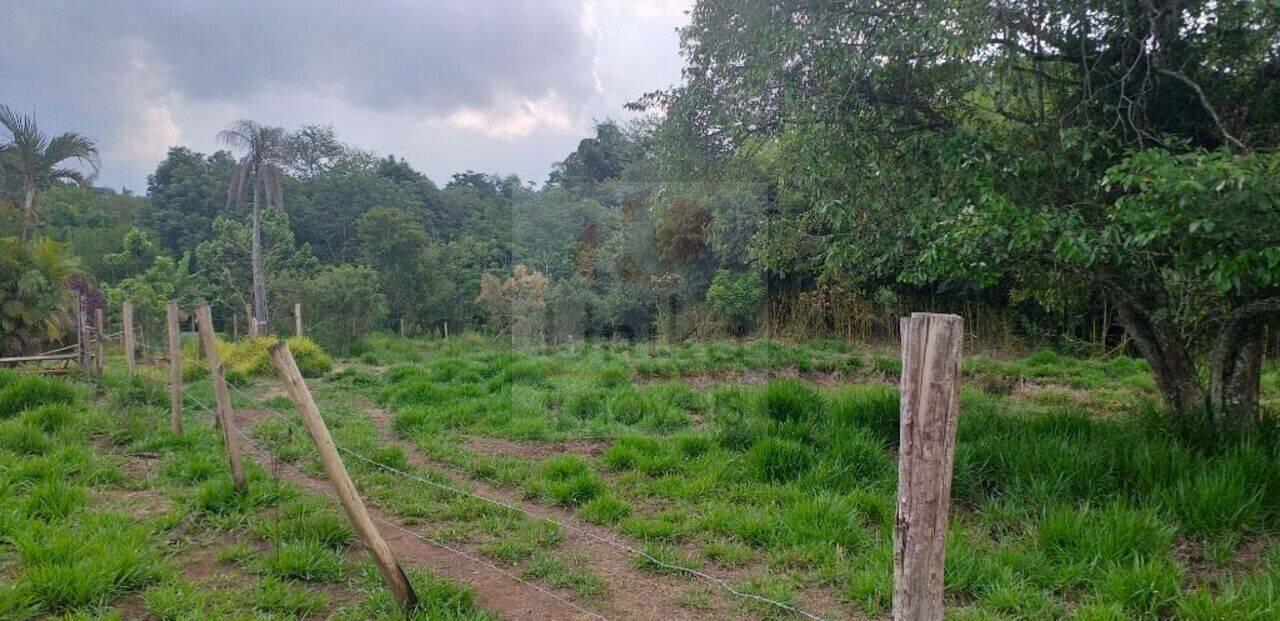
left=2, top=335, right=1279, bottom=619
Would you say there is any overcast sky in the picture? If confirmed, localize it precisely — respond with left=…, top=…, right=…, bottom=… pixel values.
left=1, top=0, right=691, bottom=192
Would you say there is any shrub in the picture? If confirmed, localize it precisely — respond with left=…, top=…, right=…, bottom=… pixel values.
left=747, top=437, right=812, bottom=482
left=0, top=375, right=79, bottom=418
left=221, top=336, right=332, bottom=378
left=762, top=379, right=822, bottom=424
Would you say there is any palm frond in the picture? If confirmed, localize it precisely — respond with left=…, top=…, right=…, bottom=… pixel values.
left=42, top=132, right=100, bottom=178
left=227, top=161, right=249, bottom=212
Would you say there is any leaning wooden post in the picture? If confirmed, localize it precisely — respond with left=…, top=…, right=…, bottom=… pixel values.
left=196, top=303, right=247, bottom=493
left=294, top=302, right=303, bottom=337
left=269, top=341, right=419, bottom=611
left=94, top=307, right=105, bottom=376
left=122, top=299, right=136, bottom=374
left=166, top=301, right=183, bottom=436
left=894, top=313, right=963, bottom=621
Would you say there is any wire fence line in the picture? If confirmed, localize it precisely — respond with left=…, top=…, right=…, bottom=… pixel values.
left=128, top=338, right=828, bottom=621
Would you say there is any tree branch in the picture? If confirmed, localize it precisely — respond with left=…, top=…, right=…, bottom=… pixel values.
left=1156, top=68, right=1248, bottom=152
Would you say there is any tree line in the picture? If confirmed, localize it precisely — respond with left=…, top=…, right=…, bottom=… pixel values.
left=3, top=0, right=1279, bottom=427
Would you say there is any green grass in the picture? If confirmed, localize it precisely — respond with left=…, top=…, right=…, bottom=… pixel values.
left=352, top=334, right=1280, bottom=620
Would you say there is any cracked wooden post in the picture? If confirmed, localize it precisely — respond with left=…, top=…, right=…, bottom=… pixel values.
left=196, top=302, right=247, bottom=493
left=294, top=302, right=303, bottom=337
left=122, top=299, right=136, bottom=374
left=166, top=300, right=183, bottom=436
left=269, top=341, right=419, bottom=612
left=894, top=312, right=963, bottom=621
left=94, top=307, right=105, bottom=376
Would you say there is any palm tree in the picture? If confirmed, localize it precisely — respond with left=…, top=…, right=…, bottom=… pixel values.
left=0, top=105, right=100, bottom=241
left=219, top=119, right=287, bottom=334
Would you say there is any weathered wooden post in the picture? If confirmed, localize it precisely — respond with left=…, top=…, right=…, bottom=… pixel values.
left=399, top=317, right=406, bottom=338
left=122, top=299, right=136, bottom=374
left=269, top=341, right=419, bottom=611
left=94, top=307, right=105, bottom=375
left=166, top=301, right=183, bottom=435
left=76, top=295, right=90, bottom=372
left=232, top=313, right=239, bottom=341
left=443, top=320, right=449, bottom=341
left=294, top=302, right=303, bottom=337
left=894, top=312, right=963, bottom=621
left=196, top=303, right=247, bottom=493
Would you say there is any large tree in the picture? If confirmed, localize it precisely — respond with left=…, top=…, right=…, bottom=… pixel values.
left=0, top=105, right=99, bottom=241
left=663, top=0, right=1280, bottom=426
left=220, top=120, right=288, bottom=333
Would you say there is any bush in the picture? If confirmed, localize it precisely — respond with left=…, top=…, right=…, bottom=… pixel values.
left=221, top=336, right=332, bottom=378
left=0, top=420, right=53, bottom=455
left=0, top=375, right=79, bottom=418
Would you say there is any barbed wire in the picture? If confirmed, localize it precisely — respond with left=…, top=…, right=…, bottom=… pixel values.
left=139, top=337, right=828, bottom=621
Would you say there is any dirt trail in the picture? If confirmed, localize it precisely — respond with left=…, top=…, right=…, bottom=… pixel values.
left=345, top=404, right=746, bottom=621
left=233, top=408, right=600, bottom=621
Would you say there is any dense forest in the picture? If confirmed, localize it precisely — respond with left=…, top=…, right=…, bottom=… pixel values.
left=4, top=0, right=1280, bottom=427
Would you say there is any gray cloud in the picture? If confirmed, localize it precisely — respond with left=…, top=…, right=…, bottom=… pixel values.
left=0, top=0, right=688, bottom=189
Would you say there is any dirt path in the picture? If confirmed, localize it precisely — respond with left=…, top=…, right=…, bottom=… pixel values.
left=233, top=408, right=600, bottom=621
left=338, top=404, right=745, bottom=621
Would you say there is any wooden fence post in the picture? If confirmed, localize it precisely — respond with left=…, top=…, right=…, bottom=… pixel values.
left=399, top=318, right=406, bottom=338
left=166, top=301, right=183, bottom=436
left=894, top=312, right=963, bottom=621
left=196, top=303, right=247, bottom=493
left=269, top=341, right=419, bottom=611
left=295, top=302, right=303, bottom=337
left=444, top=320, right=449, bottom=341
left=76, top=295, right=89, bottom=372
left=122, top=299, right=136, bottom=374
left=232, top=313, right=239, bottom=341
left=94, top=307, right=105, bottom=376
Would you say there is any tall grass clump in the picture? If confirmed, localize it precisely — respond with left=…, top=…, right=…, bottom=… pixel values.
left=747, top=437, right=812, bottom=482
left=221, top=336, right=332, bottom=378
left=0, top=373, right=80, bottom=418
left=762, top=379, right=822, bottom=424
left=529, top=455, right=606, bottom=506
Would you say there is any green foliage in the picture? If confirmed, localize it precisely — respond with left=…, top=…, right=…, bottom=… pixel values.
left=300, top=264, right=389, bottom=353
left=705, top=269, right=764, bottom=334
left=0, top=238, right=78, bottom=355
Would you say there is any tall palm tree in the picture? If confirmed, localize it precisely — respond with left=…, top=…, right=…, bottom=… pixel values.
left=0, top=105, right=100, bottom=241
left=219, top=119, right=287, bottom=334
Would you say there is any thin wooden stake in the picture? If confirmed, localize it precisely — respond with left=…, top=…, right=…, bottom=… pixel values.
left=233, top=313, right=239, bottom=341
left=269, top=341, right=419, bottom=611
left=94, top=308, right=104, bottom=376
left=893, top=313, right=963, bottom=621
left=294, top=302, right=303, bottom=337
left=443, top=320, right=449, bottom=341
left=399, top=317, right=405, bottom=337
left=166, top=301, right=183, bottom=436
left=122, top=299, right=136, bottom=374
left=196, top=303, right=246, bottom=493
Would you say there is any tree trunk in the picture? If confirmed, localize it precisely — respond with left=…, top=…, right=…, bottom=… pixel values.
left=251, top=178, right=268, bottom=333
left=1115, top=300, right=1203, bottom=415
left=20, top=186, right=35, bottom=242
left=1209, top=329, right=1262, bottom=430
